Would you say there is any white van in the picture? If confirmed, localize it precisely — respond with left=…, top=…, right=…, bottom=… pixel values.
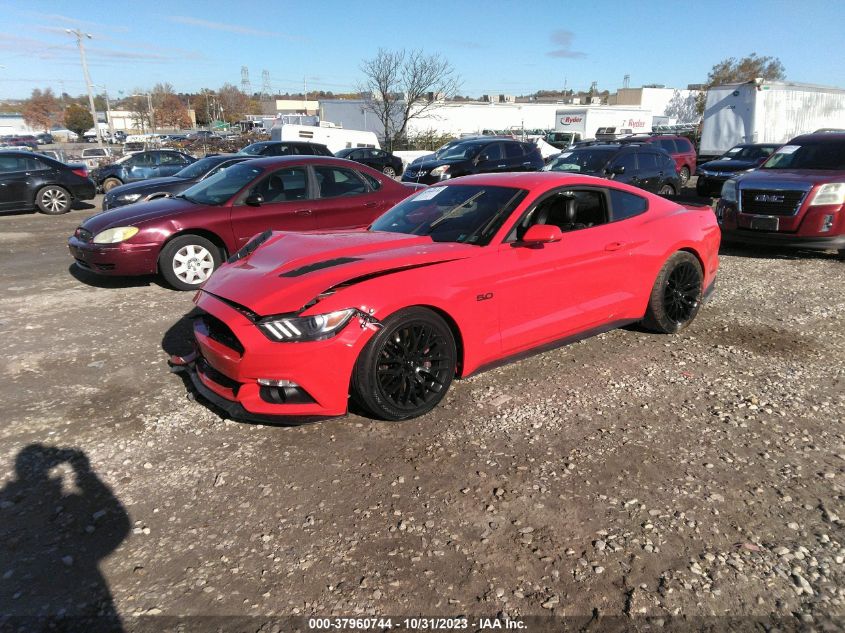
left=270, top=123, right=379, bottom=154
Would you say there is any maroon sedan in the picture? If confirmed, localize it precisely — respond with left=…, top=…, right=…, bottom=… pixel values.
left=68, top=156, right=422, bottom=290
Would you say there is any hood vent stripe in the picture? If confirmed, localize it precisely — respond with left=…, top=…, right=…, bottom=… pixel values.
left=280, top=257, right=362, bottom=277
left=321, top=258, right=465, bottom=295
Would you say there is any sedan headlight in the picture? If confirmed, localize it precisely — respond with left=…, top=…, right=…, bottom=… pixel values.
left=259, top=309, right=355, bottom=342
left=430, top=165, right=450, bottom=179
left=119, top=193, right=143, bottom=203
left=809, top=183, right=845, bottom=206
left=720, top=179, right=738, bottom=203
left=92, top=226, right=139, bottom=244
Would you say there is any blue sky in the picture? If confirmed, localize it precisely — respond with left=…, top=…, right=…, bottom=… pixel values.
left=1, top=0, right=843, bottom=100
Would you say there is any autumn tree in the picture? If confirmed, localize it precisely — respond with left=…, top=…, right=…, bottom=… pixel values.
left=64, top=103, right=93, bottom=138
left=22, top=88, right=61, bottom=132
left=216, top=83, right=250, bottom=124
left=156, top=93, right=192, bottom=129
left=358, top=49, right=461, bottom=150
left=696, top=53, right=786, bottom=113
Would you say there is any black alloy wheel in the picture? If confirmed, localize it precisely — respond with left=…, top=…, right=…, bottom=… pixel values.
left=663, top=261, right=701, bottom=323
left=352, top=307, right=456, bottom=420
left=642, top=251, right=704, bottom=333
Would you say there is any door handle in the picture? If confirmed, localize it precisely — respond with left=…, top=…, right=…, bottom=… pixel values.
left=294, top=209, right=312, bottom=216
left=522, top=161, right=531, bottom=166
left=604, top=241, right=626, bottom=251
left=497, top=164, right=506, bottom=168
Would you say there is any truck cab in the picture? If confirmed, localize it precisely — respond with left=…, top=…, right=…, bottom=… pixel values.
left=716, top=133, right=845, bottom=258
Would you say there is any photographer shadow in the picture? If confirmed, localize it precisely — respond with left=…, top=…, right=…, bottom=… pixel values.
left=0, top=444, right=130, bottom=632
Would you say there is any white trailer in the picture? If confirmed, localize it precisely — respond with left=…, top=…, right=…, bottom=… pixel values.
left=552, top=106, right=652, bottom=145
left=270, top=123, right=379, bottom=153
left=699, top=79, right=845, bottom=159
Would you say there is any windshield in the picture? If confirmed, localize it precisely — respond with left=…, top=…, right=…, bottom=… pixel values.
left=722, top=145, right=776, bottom=161
left=370, top=185, right=526, bottom=245
left=175, top=156, right=226, bottom=179
left=178, top=163, right=263, bottom=205
left=545, top=148, right=615, bottom=173
left=762, top=142, right=845, bottom=170
left=238, top=143, right=269, bottom=156
left=437, top=142, right=484, bottom=161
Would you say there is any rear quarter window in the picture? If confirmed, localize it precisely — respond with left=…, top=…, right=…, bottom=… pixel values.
left=609, top=188, right=648, bottom=221
left=658, top=139, right=678, bottom=154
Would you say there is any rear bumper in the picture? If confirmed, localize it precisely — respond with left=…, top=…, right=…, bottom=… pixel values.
left=67, top=236, right=159, bottom=275
left=69, top=180, right=97, bottom=201
left=170, top=291, right=377, bottom=419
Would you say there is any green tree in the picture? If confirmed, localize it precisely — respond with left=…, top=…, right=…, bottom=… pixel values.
left=64, top=103, right=94, bottom=138
left=697, top=53, right=786, bottom=114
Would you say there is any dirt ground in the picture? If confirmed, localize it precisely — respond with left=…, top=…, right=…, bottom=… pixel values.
left=0, top=193, right=843, bottom=632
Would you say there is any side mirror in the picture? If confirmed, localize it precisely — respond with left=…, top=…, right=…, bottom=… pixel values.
left=609, top=164, right=625, bottom=175
left=245, top=193, right=264, bottom=207
left=521, top=224, right=562, bottom=246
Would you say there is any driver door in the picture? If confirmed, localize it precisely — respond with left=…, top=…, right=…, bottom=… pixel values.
left=124, top=152, right=158, bottom=182
left=229, top=166, right=317, bottom=246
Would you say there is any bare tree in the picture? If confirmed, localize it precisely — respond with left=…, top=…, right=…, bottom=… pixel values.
left=664, top=90, right=699, bottom=123
left=126, top=94, right=151, bottom=133
left=358, top=49, right=461, bottom=150
left=217, top=83, right=250, bottom=124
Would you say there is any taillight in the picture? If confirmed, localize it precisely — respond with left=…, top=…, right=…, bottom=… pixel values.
left=72, top=168, right=88, bottom=178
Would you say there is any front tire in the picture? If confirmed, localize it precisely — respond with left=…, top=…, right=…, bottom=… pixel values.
left=158, top=235, right=222, bottom=291
left=679, top=166, right=691, bottom=186
left=351, top=307, right=456, bottom=420
left=102, top=177, right=122, bottom=192
left=658, top=184, right=675, bottom=196
left=35, top=185, right=72, bottom=214
left=642, top=251, right=703, bottom=333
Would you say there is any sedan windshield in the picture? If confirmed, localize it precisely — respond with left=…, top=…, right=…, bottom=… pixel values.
left=238, top=143, right=270, bottom=156
left=546, top=148, right=615, bottom=173
left=370, top=185, right=526, bottom=245
left=762, top=142, right=845, bottom=170
left=722, top=145, right=776, bottom=161
left=175, top=156, right=227, bottom=179
left=178, top=163, right=263, bottom=205
left=437, top=143, right=484, bottom=161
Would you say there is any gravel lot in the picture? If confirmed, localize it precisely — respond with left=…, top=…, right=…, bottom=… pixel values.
left=0, top=194, right=844, bottom=631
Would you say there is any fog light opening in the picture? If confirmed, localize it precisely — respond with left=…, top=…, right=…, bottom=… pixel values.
left=821, top=214, right=835, bottom=232
left=257, top=378, right=299, bottom=388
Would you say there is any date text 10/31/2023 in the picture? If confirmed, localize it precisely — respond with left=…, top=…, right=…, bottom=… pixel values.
left=307, top=617, right=527, bottom=630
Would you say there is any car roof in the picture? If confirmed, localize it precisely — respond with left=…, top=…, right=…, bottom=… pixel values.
left=235, top=155, right=387, bottom=170
left=424, top=171, right=632, bottom=191
left=788, top=132, right=845, bottom=144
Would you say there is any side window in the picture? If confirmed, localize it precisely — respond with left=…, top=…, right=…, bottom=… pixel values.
left=480, top=143, right=503, bottom=161
left=0, top=156, right=25, bottom=173
left=637, top=153, right=659, bottom=172
left=504, top=143, right=523, bottom=159
left=659, top=139, right=678, bottom=154
left=676, top=138, right=693, bottom=153
left=513, top=189, right=608, bottom=240
left=26, top=157, right=51, bottom=171
left=134, top=153, right=156, bottom=166
left=247, top=167, right=309, bottom=203
left=313, top=166, right=368, bottom=198
left=610, top=152, right=637, bottom=172
left=160, top=152, right=186, bottom=165
left=267, top=144, right=289, bottom=156
left=609, top=189, right=648, bottom=221
left=359, top=171, right=382, bottom=191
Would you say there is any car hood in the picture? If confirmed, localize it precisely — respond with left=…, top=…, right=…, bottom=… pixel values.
left=201, top=230, right=475, bottom=315
left=107, top=176, right=189, bottom=197
left=80, top=197, right=206, bottom=233
left=413, top=157, right=469, bottom=171
left=409, top=153, right=435, bottom=166
left=736, top=169, right=845, bottom=187
left=699, top=158, right=759, bottom=172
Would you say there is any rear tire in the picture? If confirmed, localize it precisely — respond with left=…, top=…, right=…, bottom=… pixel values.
left=679, top=166, right=691, bottom=186
left=382, top=166, right=396, bottom=178
left=102, top=178, right=122, bottom=192
left=159, top=234, right=222, bottom=291
left=658, top=184, right=675, bottom=196
left=35, top=185, right=72, bottom=215
left=351, top=307, right=456, bottom=421
left=642, top=251, right=703, bottom=334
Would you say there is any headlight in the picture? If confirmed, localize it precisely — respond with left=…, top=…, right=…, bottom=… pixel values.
left=720, top=179, right=738, bottom=203
left=430, top=165, right=450, bottom=179
left=258, top=308, right=355, bottom=342
left=119, top=193, right=143, bottom=202
left=809, top=183, right=845, bottom=206
left=92, top=226, right=140, bottom=244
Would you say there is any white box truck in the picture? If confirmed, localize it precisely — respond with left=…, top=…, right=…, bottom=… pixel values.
left=699, top=79, right=845, bottom=160
left=270, top=122, right=379, bottom=154
left=548, top=107, right=652, bottom=148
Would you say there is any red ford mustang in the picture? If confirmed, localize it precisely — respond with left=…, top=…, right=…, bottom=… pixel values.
left=171, top=172, right=720, bottom=421
left=68, top=156, right=420, bottom=290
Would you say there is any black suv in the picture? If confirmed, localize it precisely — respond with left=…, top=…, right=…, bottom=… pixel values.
left=544, top=143, right=680, bottom=195
left=237, top=141, right=333, bottom=157
left=401, top=138, right=544, bottom=184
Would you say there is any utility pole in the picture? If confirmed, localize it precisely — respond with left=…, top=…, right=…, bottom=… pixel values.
left=303, top=76, right=307, bottom=114
left=66, top=28, right=102, bottom=147
left=95, top=84, right=114, bottom=140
